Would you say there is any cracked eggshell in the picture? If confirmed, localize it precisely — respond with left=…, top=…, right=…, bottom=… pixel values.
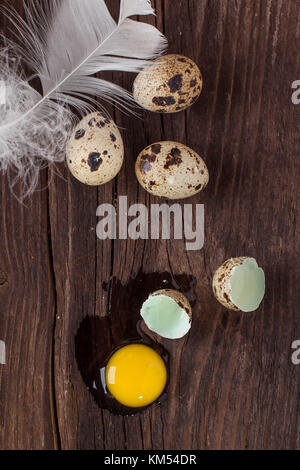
left=152, top=289, right=192, bottom=320
left=66, top=112, right=124, bottom=186
left=133, top=54, right=203, bottom=113
left=141, top=289, right=192, bottom=340
left=212, top=258, right=246, bottom=311
left=135, top=141, right=209, bottom=199
left=213, top=257, right=265, bottom=313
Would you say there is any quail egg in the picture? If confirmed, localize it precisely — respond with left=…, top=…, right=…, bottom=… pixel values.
left=66, top=112, right=124, bottom=186
left=135, top=141, right=209, bottom=199
left=133, top=54, right=202, bottom=113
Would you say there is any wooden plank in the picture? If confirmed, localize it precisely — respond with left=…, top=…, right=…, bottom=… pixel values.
left=0, top=1, right=58, bottom=450
left=50, top=0, right=300, bottom=450
left=0, top=0, right=300, bottom=450
left=0, top=179, right=58, bottom=450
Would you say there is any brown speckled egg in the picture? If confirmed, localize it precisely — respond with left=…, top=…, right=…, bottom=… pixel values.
left=66, top=112, right=124, bottom=186
left=133, top=54, right=202, bottom=113
left=212, top=258, right=247, bottom=311
left=135, top=141, right=209, bottom=199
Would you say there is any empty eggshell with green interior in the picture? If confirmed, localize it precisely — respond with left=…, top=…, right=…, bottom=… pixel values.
left=140, top=289, right=192, bottom=340
left=213, top=257, right=265, bottom=312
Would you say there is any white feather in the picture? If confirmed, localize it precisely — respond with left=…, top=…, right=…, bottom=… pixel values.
left=0, top=0, right=167, bottom=197
left=0, top=49, right=74, bottom=198
left=119, top=0, right=155, bottom=22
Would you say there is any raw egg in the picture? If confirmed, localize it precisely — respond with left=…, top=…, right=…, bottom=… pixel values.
left=105, top=344, right=167, bottom=408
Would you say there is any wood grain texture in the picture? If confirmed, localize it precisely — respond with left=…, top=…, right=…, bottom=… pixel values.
left=0, top=0, right=300, bottom=450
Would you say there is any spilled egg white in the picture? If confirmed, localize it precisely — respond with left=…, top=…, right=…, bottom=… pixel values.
left=135, top=141, right=209, bottom=199
left=133, top=54, right=203, bottom=113
left=66, top=112, right=124, bottom=186
left=140, top=289, right=192, bottom=340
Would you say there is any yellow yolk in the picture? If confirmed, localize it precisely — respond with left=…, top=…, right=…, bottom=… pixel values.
left=105, top=344, right=167, bottom=408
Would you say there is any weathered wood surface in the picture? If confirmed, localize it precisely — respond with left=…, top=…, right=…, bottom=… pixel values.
left=0, top=0, right=300, bottom=450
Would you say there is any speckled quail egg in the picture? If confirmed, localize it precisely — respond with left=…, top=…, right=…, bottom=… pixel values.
left=141, top=289, right=192, bottom=339
left=66, top=112, right=124, bottom=186
left=133, top=54, right=203, bottom=113
left=213, top=257, right=265, bottom=313
left=135, top=141, right=209, bottom=199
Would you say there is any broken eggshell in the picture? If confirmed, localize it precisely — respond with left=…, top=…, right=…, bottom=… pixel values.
left=213, top=257, right=265, bottom=313
left=66, top=112, right=124, bottom=186
left=133, top=54, right=203, bottom=113
left=135, top=141, right=209, bottom=199
left=140, top=289, right=192, bottom=340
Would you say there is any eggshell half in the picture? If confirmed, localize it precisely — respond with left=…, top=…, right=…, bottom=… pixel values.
left=141, top=289, right=192, bottom=340
left=212, top=257, right=248, bottom=311
left=152, top=289, right=192, bottom=320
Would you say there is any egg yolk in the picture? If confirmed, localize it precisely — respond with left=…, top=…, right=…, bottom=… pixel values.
left=105, top=344, right=167, bottom=408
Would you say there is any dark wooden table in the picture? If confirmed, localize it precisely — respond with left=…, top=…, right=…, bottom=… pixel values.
left=0, top=0, right=300, bottom=450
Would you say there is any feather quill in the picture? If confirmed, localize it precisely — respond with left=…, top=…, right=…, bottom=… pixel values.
left=0, top=0, right=167, bottom=197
